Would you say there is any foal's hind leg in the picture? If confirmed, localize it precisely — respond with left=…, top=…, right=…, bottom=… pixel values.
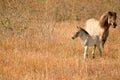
left=92, top=45, right=96, bottom=59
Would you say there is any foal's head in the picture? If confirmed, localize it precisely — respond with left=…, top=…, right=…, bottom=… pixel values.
left=100, top=11, right=117, bottom=28
left=72, top=27, right=89, bottom=39
left=72, top=28, right=80, bottom=39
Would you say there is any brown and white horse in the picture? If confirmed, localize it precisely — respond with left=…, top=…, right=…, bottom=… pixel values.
left=85, top=11, right=117, bottom=48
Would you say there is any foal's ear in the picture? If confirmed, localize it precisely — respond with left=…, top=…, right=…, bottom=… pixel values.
left=77, top=26, right=81, bottom=29
left=77, top=26, right=79, bottom=29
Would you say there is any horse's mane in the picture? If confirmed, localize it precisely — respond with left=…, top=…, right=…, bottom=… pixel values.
left=99, top=12, right=109, bottom=28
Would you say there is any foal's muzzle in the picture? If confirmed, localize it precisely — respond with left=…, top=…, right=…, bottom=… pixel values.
left=72, top=37, right=75, bottom=40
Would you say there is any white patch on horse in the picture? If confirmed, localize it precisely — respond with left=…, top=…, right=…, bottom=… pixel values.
left=86, top=18, right=104, bottom=41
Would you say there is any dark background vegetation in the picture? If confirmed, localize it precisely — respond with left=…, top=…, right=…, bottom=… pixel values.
left=0, top=0, right=120, bottom=36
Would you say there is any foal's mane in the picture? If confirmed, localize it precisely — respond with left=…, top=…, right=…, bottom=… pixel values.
left=78, top=27, right=90, bottom=36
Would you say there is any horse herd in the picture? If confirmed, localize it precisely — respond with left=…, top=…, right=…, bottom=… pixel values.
left=72, top=11, right=117, bottom=61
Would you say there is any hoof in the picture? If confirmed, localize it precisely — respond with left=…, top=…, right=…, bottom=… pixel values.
left=92, top=56, right=95, bottom=59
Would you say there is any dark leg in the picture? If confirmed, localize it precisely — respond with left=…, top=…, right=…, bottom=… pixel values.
left=102, top=30, right=109, bottom=48
left=102, top=40, right=106, bottom=48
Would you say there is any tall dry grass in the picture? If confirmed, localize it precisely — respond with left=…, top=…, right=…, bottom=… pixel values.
left=0, top=22, right=120, bottom=80
left=0, top=0, right=120, bottom=80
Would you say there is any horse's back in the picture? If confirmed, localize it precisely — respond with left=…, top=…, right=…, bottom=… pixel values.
left=85, top=18, right=99, bottom=34
left=86, top=18, right=99, bottom=27
left=85, top=18, right=104, bottom=40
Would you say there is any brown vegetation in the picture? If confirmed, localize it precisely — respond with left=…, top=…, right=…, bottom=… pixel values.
left=0, top=0, right=120, bottom=80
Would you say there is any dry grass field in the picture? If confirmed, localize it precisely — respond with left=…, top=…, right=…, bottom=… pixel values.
left=0, top=0, right=120, bottom=80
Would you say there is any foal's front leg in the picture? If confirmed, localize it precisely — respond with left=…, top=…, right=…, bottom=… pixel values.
left=84, top=46, right=88, bottom=61
left=92, top=45, right=96, bottom=59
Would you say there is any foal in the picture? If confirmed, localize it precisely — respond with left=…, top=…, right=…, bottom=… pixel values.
left=72, top=27, right=102, bottom=60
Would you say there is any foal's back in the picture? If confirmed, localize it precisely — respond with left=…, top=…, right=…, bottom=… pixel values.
left=79, top=28, right=91, bottom=40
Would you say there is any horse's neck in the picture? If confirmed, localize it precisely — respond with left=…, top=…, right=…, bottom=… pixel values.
left=99, top=15, right=110, bottom=30
left=99, top=16, right=110, bottom=42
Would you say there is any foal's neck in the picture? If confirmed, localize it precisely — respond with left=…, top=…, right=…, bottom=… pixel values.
left=79, top=34, right=90, bottom=42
